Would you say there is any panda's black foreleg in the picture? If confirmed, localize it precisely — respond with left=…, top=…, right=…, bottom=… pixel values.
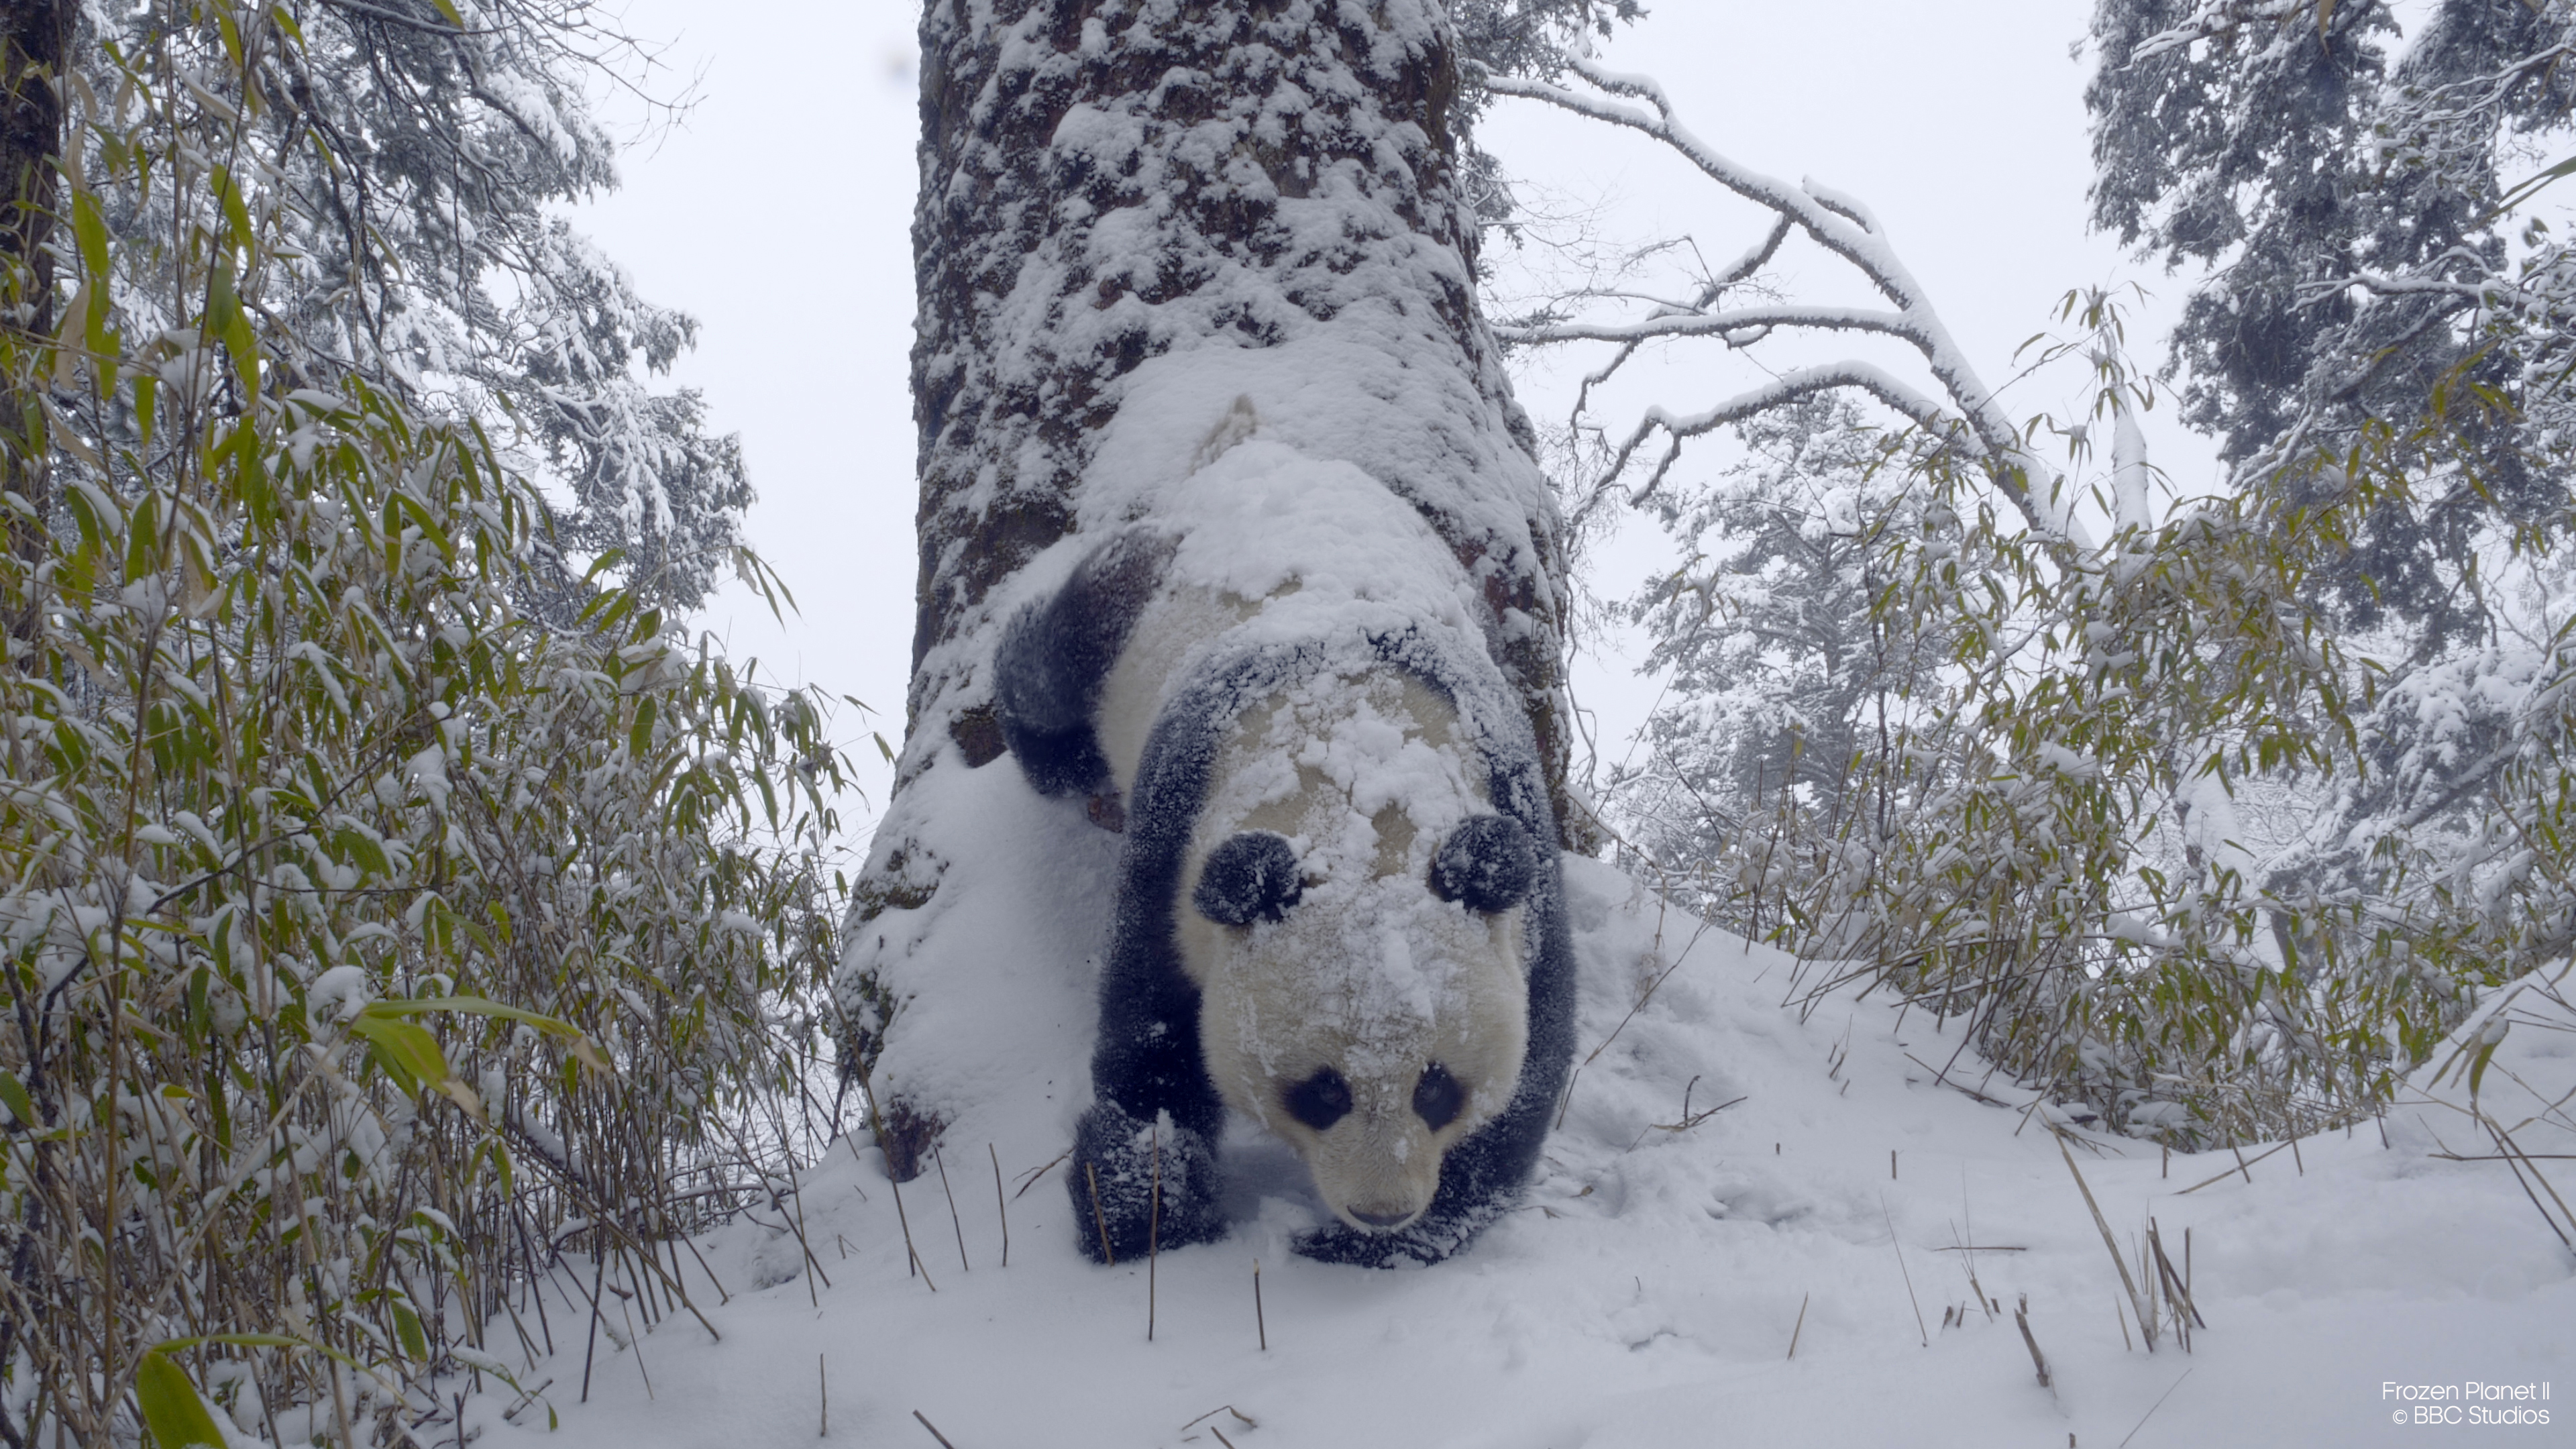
left=994, top=528, right=1175, bottom=799
left=1069, top=1098, right=1224, bottom=1264
left=1069, top=950, right=1228, bottom=1264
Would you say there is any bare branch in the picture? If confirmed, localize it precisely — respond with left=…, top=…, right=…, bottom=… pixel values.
left=1483, top=59, right=2080, bottom=541
left=1583, top=362, right=1971, bottom=523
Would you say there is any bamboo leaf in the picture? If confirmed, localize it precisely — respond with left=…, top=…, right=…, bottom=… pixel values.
left=134, top=1351, right=225, bottom=1449
left=392, top=1299, right=428, bottom=1360
left=350, top=1012, right=449, bottom=1089
left=0, top=1069, right=36, bottom=1127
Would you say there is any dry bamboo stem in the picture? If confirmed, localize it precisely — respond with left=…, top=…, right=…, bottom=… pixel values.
left=990, top=1144, right=1009, bottom=1268
left=2057, top=1134, right=2155, bottom=1351
left=934, top=1144, right=969, bottom=1273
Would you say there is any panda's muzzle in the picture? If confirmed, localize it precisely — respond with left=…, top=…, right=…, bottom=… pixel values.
left=1346, top=1203, right=1421, bottom=1230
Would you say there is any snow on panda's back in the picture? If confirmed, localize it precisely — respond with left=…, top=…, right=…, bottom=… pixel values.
left=1093, top=439, right=1490, bottom=793
left=1095, top=443, right=1531, bottom=1233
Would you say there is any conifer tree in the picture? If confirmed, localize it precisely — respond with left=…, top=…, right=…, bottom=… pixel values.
left=847, top=0, right=1622, bottom=1175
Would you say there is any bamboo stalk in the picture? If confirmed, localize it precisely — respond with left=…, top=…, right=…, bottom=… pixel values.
left=1148, top=1124, right=1162, bottom=1342
left=990, top=1144, right=1009, bottom=1269
left=934, top=1144, right=969, bottom=1273
left=2014, top=1295, right=2051, bottom=1387
left=2057, top=1134, right=2155, bottom=1351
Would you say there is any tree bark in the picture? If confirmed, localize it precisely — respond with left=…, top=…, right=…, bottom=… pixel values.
left=847, top=0, right=1575, bottom=1179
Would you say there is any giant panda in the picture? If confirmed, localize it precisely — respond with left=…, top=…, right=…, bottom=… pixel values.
left=992, top=435, right=1575, bottom=1268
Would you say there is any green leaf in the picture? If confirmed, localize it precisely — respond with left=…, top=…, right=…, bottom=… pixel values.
left=125, top=490, right=160, bottom=584
left=629, top=696, right=657, bottom=759
left=333, top=826, right=390, bottom=879
left=204, top=258, right=240, bottom=341
left=366, top=996, right=613, bottom=1076
left=392, top=1298, right=428, bottom=1360
left=0, top=1069, right=36, bottom=1127
left=134, top=1350, right=226, bottom=1449
left=2468, top=1030, right=2506, bottom=1100
left=2490, top=154, right=2576, bottom=219
left=350, top=1012, right=449, bottom=1089
left=212, top=166, right=256, bottom=256
left=71, top=191, right=109, bottom=284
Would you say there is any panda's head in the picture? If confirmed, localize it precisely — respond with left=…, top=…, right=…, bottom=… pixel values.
left=1185, top=815, right=1536, bottom=1234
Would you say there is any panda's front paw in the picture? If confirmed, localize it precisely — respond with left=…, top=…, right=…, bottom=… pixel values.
left=1291, top=1220, right=1452, bottom=1269
left=1293, top=1201, right=1497, bottom=1269
left=1069, top=1102, right=1224, bottom=1264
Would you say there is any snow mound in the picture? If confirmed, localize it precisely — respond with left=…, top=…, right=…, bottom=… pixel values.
left=475, top=861, right=2574, bottom=1448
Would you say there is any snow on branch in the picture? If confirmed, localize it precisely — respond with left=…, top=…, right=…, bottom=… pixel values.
left=1483, top=58, right=2082, bottom=543
left=1601, top=364, right=1972, bottom=516
left=2124, top=0, right=2316, bottom=64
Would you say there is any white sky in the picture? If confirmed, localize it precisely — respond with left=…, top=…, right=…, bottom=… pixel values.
left=575, top=1, right=2220, bottom=836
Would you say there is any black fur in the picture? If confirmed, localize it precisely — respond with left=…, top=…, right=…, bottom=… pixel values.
left=1193, top=831, right=1303, bottom=925
left=1431, top=814, right=1536, bottom=914
left=991, top=528, right=1177, bottom=796
left=996, top=535, right=1576, bottom=1269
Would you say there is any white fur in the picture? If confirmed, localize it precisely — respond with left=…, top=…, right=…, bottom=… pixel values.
left=1095, top=519, right=1529, bottom=1235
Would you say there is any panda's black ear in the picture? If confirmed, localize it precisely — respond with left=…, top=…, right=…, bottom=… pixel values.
left=1194, top=831, right=1303, bottom=926
left=1431, top=814, right=1535, bottom=914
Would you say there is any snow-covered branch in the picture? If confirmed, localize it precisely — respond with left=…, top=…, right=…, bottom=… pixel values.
left=1601, top=364, right=1970, bottom=511
left=1499, top=303, right=1915, bottom=348
left=1484, top=58, right=2079, bottom=542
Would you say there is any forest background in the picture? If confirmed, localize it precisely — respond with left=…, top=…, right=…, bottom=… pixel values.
left=10, top=0, right=2576, bottom=1444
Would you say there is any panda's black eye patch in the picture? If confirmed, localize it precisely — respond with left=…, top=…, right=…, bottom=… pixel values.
left=1195, top=830, right=1303, bottom=926
left=1283, top=1068, right=1352, bottom=1130
left=1431, top=814, right=1535, bottom=914
left=1413, top=1062, right=1464, bottom=1132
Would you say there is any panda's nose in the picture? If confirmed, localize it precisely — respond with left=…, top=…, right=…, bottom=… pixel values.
left=1348, top=1203, right=1417, bottom=1230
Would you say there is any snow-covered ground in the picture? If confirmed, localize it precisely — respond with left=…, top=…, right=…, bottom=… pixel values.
left=470, top=858, right=2573, bottom=1448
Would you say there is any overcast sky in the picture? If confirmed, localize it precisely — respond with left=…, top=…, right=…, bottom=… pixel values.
left=575, top=1, right=2214, bottom=832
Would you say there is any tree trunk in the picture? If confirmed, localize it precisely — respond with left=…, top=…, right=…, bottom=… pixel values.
left=845, top=0, right=1575, bottom=1179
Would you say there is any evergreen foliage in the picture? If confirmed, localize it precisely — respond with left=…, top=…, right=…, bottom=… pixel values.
left=0, top=3, right=847, bottom=1443
left=1501, top=34, right=2576, bottom=1144
left=2085, top=0, right=2576, bottom=643
left=1615, top=397, right=1945, bottom=934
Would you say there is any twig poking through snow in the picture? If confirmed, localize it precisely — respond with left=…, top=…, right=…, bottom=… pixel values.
left=934, top=1144, right=969, bottom=1273
left=1785, top=1292, right=1809, bottom=1359
left=990, top=1144, right=1009, bottom=1269
left=1012, top=1146, right=1071, bottom=1200
left=1148, top=1123, right=1162, bottom=1342
left=911, top=1409, right=959, bottom=1448
left=2060, top=1134, right=2156, bottom=1350
left=1882, top=1197, right=1927, bottom=1347
left=2118, top=1367, right=2195, bottom=1449
left=890, top=1168, right=935, bottom=1289
left=2176, top=1139, right=2294, bottom=1195
left=2015, top=1295, right=2053, bottom=1389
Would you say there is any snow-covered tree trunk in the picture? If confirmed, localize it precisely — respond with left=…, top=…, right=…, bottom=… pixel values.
left=846, top=0, right=1574, bottom=1177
